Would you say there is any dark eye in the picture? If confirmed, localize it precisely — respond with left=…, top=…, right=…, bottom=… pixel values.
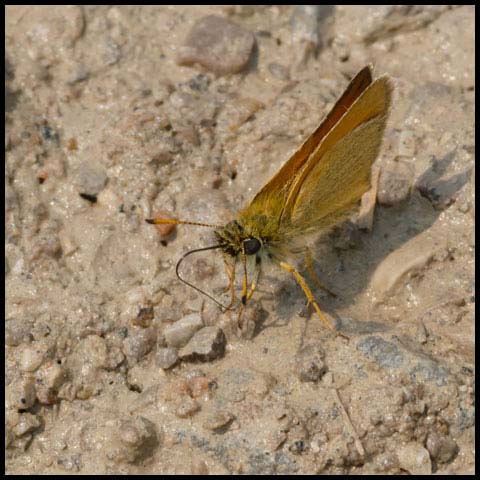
left=244, top=238, right=261, bottom=255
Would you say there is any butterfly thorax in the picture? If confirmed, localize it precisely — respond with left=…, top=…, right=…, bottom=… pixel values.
left=215, top=214, right=278, bottom=258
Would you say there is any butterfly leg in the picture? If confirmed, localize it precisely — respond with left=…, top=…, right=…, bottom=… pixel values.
left=246, top=254, right=262, bottom=302
left=279, top=261, right=335, bottom=332
left=240, top=252, right=248, bottom=305
left=237, top=252, right=249, bottom=329
left=305, top=248, right=337, bottom=298
left=222, top=253, right=236, bottom=310
left=238, top=253, right=262, bottom=330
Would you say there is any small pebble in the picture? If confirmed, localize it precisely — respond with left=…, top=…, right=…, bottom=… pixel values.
left=183, top=368, right=206, bottom=381
left=295, top=344, right=327, bottom=382
left=310, top=440, right=321, bottom=454
left=8, top=376, right=37, bottom=410
left=416, top=321, right=428, bottom=344
left=122, top=328, right=157, bottom=362
left=74, top=162, right=108, bottom=197
left=290, top=5, right=325, bottom=48
left=289, top=439, right=307, bottom=454
left=377, top=160, right=414, bottom=206
left=177, top=15, right=255, bottom=75
left=19, top=344, right=46, bottom=372
left=57, top=453, right=82, bottom=472
left=156, top=347, right=179, bottom=370
left=190, top=458, right=209, bottom=475
left=29, top=227, right=62, bottom=261
left=164, top=313, right=204, bottom=348
left=203, top=408, right=234, bottom=431
left=35, top=362, right=65, bottom=405
left=40, top=124, right=59, bottom=143
left=6, top=318, right=32, bottom=346
left=175, top=124, right=200, bottom=147
left=426, top=433, right=458, bottom=463
left=162, top=378, right=191, bottom=403
left=268, top=62, right=290, bottom=81
left=131, top=305, right=154, bottom=328
left=374, top=452, right=400, bottom=472
left=331, top=36, right=350, bottom=62
left=189, top=375, right=213, bottom=398
left=122, top=287, right=150, bottom=311
left=36, top=361, right=65, bottom=390
left=66, top=64, right=89, bottom=84
left=187, top=73, right=210, bottom=91
left=175, top=396, right=200, bottom=418
left=456, top=199, right=471, bottom=213
left=67, top=137, right=78, bottom=151
left=214, top=367, right=253, bottom=402
left=58, top=228, right=79, bottom=256
left=266, top=430, right=287, bottom=452
left=238, top=300, right=266, bottom=340
left=396, top=442, right=432, bottom=475
left=12, top=413, right=41, bottom=437
left=103, top=39, right=122, bottom=66
left=104, top=345, right=125, bottom=370
left=117, top=416, right=159, bottom=463
left=178, top=326, right=227, bottom=362
left=223, top=97, right=264, bottom=132
left=31, top=319, right=51, bottom=340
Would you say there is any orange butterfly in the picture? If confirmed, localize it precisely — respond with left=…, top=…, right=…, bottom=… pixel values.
left=147, top=65, right=392, bottom=332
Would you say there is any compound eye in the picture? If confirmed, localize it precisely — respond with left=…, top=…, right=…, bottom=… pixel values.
left=243, top=238, right=261, bottom=255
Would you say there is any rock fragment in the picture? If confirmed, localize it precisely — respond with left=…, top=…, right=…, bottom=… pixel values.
left=123, top=327, right=157, bottom=362
left=396, top=442, right=432, bottom=475
left=295, top=344, right=327, bottom=382
left=164, top=313, right=204, bottom=348
left=177, top=15, right=255, bottom=74
left=156, top=347, right=179, bottom=370
left=178, top=326, right=226, bottom=362
left=426, top=433, right=458, bottom=463
left=115, top=416, right=159, bottom=464
left=377, top=159, right=414, bottom=206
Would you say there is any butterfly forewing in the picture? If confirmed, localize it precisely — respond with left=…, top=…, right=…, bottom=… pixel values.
left=282, top=77, right=392, bottom=222
left=281, top=76, right=392, bottom=229
left=239, top=66, right=374, bottom=225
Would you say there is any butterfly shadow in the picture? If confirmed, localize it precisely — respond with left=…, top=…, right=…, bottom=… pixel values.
left=271, top=149, right=471, bottom=339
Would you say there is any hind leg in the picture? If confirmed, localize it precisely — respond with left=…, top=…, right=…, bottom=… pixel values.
left=305, top=248, right=337, bottom=298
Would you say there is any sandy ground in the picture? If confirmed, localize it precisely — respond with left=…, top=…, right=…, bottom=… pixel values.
left=5, top=5, right=474, bottom=474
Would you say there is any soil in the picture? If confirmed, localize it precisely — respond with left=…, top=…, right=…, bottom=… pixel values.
left=5, top=5, right=474, bottom=475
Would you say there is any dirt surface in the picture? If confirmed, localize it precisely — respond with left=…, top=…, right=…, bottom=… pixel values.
left=5, top=5, right=474, bottom=475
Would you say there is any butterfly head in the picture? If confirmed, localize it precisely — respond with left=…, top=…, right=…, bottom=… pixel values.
left=215, top=220, right=263, bottom=258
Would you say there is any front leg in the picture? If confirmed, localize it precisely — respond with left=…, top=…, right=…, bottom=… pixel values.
left=237, top=254, right=262, bottom=331
left=222, top=253, right=237, bottom=310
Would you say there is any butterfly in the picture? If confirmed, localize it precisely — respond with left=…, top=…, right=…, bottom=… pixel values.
left=147, top=65, right=392, bottom=332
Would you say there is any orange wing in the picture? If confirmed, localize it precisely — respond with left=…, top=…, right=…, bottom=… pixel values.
left=279, top=76, right=393, bottom=241
left=239, top=66, right=374, bottom=224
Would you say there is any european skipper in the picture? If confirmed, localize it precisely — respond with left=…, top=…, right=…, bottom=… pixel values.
left=147, top=65, right=392, bottom=332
